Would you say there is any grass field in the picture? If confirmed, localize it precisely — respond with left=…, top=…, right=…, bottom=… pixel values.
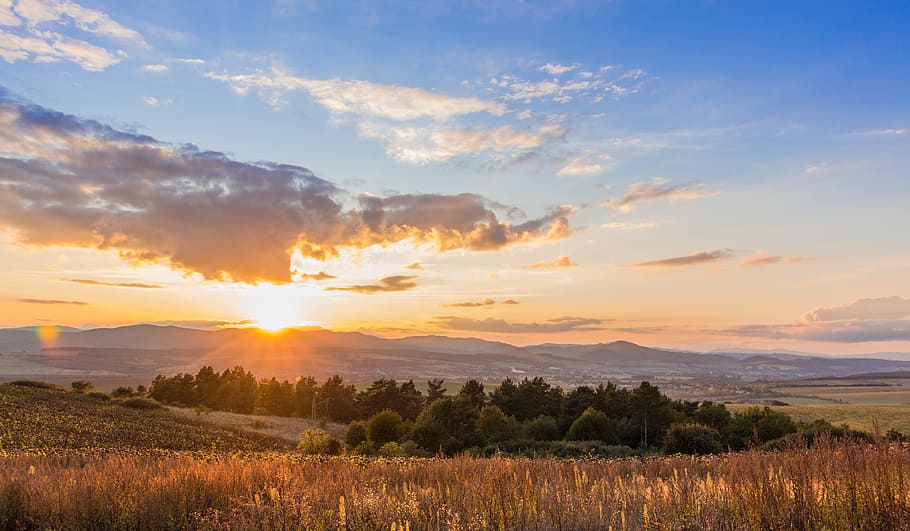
left=0, top=382, right=289, bottom=452
left=3, top=442, right=909, bottom=529
left=169, top=406, right=347, bottom=444
left=774, top=385, right=910, bottom=405
left=727, top=403, right=910, bottom=434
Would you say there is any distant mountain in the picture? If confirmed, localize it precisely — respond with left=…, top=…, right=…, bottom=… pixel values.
left=3, top=324, right=910, bottom=387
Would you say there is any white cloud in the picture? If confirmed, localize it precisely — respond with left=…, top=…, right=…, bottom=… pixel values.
left=0, top=0, right=143, bottom=71
left=206, top=67, right=506, bottom=121
left=602, top=178, right=718, bottom=211
left=175, top=57, right=205, bottom=65
left=141, top=63, right=168, bottom=73
left=556, top=153, right=612, bottom=176
left=806, top=296, right=910, bottom=322
left=853, top=128, right=907, bottom=137
left=539, top=62, right=577, bottom=75
left=143, top=95, right=158, bottom=106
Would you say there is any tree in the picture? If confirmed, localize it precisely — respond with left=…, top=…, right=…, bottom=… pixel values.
left=297, top=429, right=341, bottom=455
left=630, top=381, right=673, bottom=448
left=149, top=373, right=197, bottom=406
left=726, top=407, right=796, bottom=449
left=318, top=375, right=357, bottom=422
left=410, top=397, right=482, bottom=454
left=665, top=423, right=723, bottom=454
left=560, top=386, right=600, bottom=433
left=565, top=407, right=619, bottom=444
left=457, top=380, right=487, bottom=411
left=294, top=376, right=318, bottom=418
left=477, top=405, right=520, bottom=443
left=111, top=386, right=134, bottom=398
left=367, top=410, right=405, bottom=447
left=693, top=401, right=732, bottom=431
left=71, top=380, right=93, bottom=394
left=195, top=366, right=221, bottom=409
left=345, top=420, right=369, bottom=448
left=257, top=377, right=295, bottom=416
left=217, top=366, right=257, bottom=413
left=426, top=379, right=447, bottom=403
left=524, top=415, right=560, bottom=441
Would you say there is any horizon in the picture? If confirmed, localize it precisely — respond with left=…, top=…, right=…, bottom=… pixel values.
left=1, top=1, right=908, bottom=355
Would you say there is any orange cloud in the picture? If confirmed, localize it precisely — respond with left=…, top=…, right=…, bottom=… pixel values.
left=524, top=255, right=578, bottom=270
left=324, top=275, right=418, bottom=294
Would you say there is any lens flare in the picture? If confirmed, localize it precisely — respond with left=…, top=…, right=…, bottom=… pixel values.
left=36, top=325, right=59, bottom=346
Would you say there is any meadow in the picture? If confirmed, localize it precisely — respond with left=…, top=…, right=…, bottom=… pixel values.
left=2, top=440, right=909, bottom=530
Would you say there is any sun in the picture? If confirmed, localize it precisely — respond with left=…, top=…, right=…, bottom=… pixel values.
left=244, top=284, right=312, bottom=332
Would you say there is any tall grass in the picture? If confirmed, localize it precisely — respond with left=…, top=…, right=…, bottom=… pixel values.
left=2, top=439, right=909, bottom=529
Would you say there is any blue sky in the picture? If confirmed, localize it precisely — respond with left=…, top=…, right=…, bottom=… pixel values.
left=0, top=0, right=908, bottom=352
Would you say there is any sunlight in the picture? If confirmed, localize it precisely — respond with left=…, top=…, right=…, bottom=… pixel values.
left=244, top=284, right=313, bottom=332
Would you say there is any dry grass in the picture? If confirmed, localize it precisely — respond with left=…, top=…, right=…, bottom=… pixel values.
left=2, top=440, right=910, bottom=529
left=168, top=407, right=348, bottom=443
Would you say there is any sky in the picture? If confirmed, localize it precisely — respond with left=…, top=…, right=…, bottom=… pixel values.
left=0, top=0, right=908, bottom=353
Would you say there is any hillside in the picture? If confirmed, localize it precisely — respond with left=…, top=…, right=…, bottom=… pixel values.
left=0, top=383, right=291, bottom=451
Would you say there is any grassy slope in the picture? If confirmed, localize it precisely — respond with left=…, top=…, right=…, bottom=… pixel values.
left=168, top=406, right=347, bottom=443
left=0, top=383, right=291, bottom=451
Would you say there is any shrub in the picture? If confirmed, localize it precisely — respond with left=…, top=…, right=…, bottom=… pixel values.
left=346, top=420, right=369, bottom=448
left=70, top=381, right=93, bottom=394
left=111, top=386, right=135, bottom=398
left=298, top=429, right=342, bottom=455
left=87, top=391, right=111, bottom=402
left=566, top=407, right=619, bottom=444
left=8, top=380, right=59, bottom=390
left=524, top=415, right=560, bottom=441
left=378, top=441, right=406, bottom=457
left=367, top=410, right=405, bottom=447
left=117, top=397, right=165, bottom=410
left=477, top=405, right=520, bottom=443
left=726, top=407, right=796, bottom=449
left=351, top=441, right=374, bottom=455
left=665, top=423, right=723, bottom=454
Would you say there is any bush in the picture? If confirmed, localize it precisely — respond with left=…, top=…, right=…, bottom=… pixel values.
left=477, top=405, right=520, bottom=443
left=378, top=441, right=406, bottom=457
left=566, top=407, right=619, bottom=444
left=87, top=391, right=111, bottom=402
left=367, top=410, right=405, bottom=447
left=524, top=415, right=560, bottom=441
left=474, top=439, right=639, bottom=458
left=298, top=429, right=342, bottom=455
left=117, top=397, right=165, bottom=410
left=70, top=381, right=93, bottom=394
left=111, top=386, right=135, bottom=398
left=665, top=423, right=724, bottom=454
left=726, top=407, right=796, bottom=449
left=8, top=380, right=60, bottom=390
left=351, top=441, right=374, bottom=455
left=346, top=420, right=369, bottom=449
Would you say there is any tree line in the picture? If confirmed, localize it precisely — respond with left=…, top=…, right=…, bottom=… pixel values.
left=148, top=366, right=874, bottom=456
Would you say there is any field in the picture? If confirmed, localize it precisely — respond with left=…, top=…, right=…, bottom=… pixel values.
left=3, top=441, right=910, bottom=529
left=0, top=382, right=289, bottom=452
left=169, top=406, right=347, bottom=444
left=727, top=403, right=910, bottom=435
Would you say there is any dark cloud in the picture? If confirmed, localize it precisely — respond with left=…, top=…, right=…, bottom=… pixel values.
left=0, top=89, right=574, bottom=284
left=632, top=249, right=733, bottom=268
left=524, top=255, right=577, bottom=270
left=602, top=178, right=716, bottom=211
left=433, top=315, right=604, bottom=333
left=63, top=278, right=162, bottom=288
left=325, top=275, right=418, bottom=294
left=17, top=298, right=88, bottom=305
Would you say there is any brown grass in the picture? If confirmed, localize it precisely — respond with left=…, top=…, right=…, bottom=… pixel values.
left=2, top=440, right=910, bottom=529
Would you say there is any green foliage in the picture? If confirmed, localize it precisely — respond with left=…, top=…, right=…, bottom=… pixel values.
left=117, top=397, right=165, bottom=410
left=630, top=381, right=674, bottom=448
left=726, top=406, right=797, bottom=449
left=367, top=410, right=405, bottom=447
left=378, top=441, right=406, bottom=457
left=297, top=429, right=342, bottom=455
left=475, top=439, right=639, bottom=458
left=524, top=415, right=560, bottom=441
left=492, top=377, right=564, bottom=421
left=457, top=379, right=487, bottom=411
left=358, top=379, right=424, bottom=420
left=70, top=380, right=93, bottom=394
left=665, top=423, right=724, bottom=454
left=110, top=386, right=135, bottom=398
left=345, top=420, right=369, bottom=448
left=477, top=405, right=520, bottom=443
left=566, top=407, right=619, bottom=444
left=426, top=378, right=447, bottom=402
left=410, top=397, right=482, bottom=454
left=693, top=401, right=732, bottom=431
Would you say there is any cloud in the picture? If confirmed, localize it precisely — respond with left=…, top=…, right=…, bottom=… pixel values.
left=17, top=298, right=87, bottom=305
left=0, top=89, right=575, bottom=283
left=740, top=252, right=807, bottom=267
left=175, top=57, right=205, bottom=65
left=141, top=63, right=168, bottom=73
left=556, top=153, right=612, bottom=177
left=539, top=63, right=577, bottom=75
left=524, top=255, right=577, bottom=270
left=806, top=296, right=910, bottom=322
left=0, top=0, right=145, bottom=71
left=444, top=298, right=496, bottom=308
left=298, top=271, right=335, bottom=282
left=602, top=178, right=718, bottom=212
left=852, top=128, right=907, bottom=137
left=206, top=67, right=506, bottom=120
left=632, top=249, right=733, bottom=268
left=405, top=262, right=423, bottom=270
left=711, top=296, right=910, bottom=343
left=325, top=275, right=417, bottom=294
left=601, top=221, right=658, bottom=230
left=502, top=299, right=519, bottom=305
left=143, top=96, right=159, bottom=106
left=359, top=121, right=567, bottom=165
left=63, top=278, right=162, bottom=288
left=434, top=315, right=604, bottom=333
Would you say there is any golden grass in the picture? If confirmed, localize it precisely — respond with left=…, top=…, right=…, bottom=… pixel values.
left=2, top=441, right=910, bottom=529
left=168, top=407, right=348, bottom=443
